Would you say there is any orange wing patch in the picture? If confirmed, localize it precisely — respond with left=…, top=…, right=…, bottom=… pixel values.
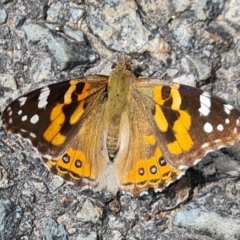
left=153, top=85, right=194, bottom=154
left=44, top=147, right=97, bottom=187
left=43, top=82, right=95, bottom=146
left=122, top=147, right=183, bottom=193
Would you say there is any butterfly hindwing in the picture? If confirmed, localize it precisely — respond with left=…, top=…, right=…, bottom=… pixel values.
left=42, top=79, right=110, bottom=187
left=114, top=87, right=184, bottom=195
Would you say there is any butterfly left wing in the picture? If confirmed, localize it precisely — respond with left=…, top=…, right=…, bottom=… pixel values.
left=2, top=76, right=110, bottom=187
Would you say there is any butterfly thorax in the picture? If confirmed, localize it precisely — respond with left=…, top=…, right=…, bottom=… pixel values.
left=104, top=59, right=134, bottom=158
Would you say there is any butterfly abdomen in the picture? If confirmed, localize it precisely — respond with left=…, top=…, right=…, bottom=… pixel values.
left=106, top=127, right=120, bottom=159
left=103, top=69, right=134, bottom=159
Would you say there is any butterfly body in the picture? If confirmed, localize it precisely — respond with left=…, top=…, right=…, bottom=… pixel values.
left=104, top=58, right=132, bottom=158
left=2, top=54, right=240, bottom=196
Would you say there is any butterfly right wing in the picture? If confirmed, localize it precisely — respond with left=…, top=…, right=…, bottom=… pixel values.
left=115, top=77, right=240, bottom=195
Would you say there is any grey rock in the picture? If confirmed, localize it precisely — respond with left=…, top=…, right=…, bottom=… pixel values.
left=108, top=215, right=126, bottom=229
left=76, top=199, right=103, bottom=223
left=0, top=166, right=14, bottom=189
left=15, top=15, right=26, bottom=28
left=0, top=73, right=17, bottom=90
left=225, top=0, right=240, bottom=26
left=76, top=231, right=98, bottom=240
left=187, top=57, right=212, bottom=81
left=27, top=178, right=48, bottom=194
left=0, top=0, right=12, bottom=4
left=174, top=0, right=192, bottom=12
left=172, top=23, right=195, bottom=48
left=102, top=229, right=123, bottom=240
left=21, top=189, right=36, bottom=203
left=64, top=25, right=86, bottom=43
left=173, top=73, right=196, bottom=87
left=40, top=218, right=67, bottom=240
left=180, top=57, right=190, bottom=73
left=86, top=0, right=151, bottom=53
left=173, top=202, right=240, bottom=239
left=68, top=7, right=85, bottom=24
left=166, top=68, right=179, bottom=77
left=31, top=57, right=53, bottom=82
left=1, top=0, right=240, bottom=239
left=0, top=199, right=22, bottom=240
left=204, top=0, right=225, bottom=20
left=48, top=175, right=64, bottom=191
left=47, top=2, right=63, bottom=22
left=23, top=23, right=97, bottom=70
left=0, top=8, right=7, bottom=24
left=174, top=0, right=224, bottom=20
left=191, top=0, right=208, bottom=21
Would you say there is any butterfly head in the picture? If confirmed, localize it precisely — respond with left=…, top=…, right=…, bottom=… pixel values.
left=111, top=52, right=132, bottom=72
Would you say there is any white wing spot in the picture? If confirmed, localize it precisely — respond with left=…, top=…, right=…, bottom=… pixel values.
left=217, top=124, right=224, bottom=131
left=21, top=115, right=27, bottom=121
left=150, top=166, right=157, bottom=174
left=38, top=86, right=50, bottom=109
left=236, top=119, right=240, bottom=126
left=193, top=159, right=202, bottom=165
left=18, top=110, right=23, bottom=115
left=203, top=149, right=215, bottom=157
left=30, top=114, right=39, bottom=124
left=225, top=118, right=230, bottom=124
left=178, top=165, right=188, bottom=170
left=204, top=122, right=213, bottom=133
left=176, top=172, right=186, bottom=179
left=20, top=129, right=27, bottom=133
left=217, top=145, right=226, bottom=150
left=8, top=110, right=12, bottom=116
left=7, top=106, right=11, bottom=112
left=201, top=142, right=210, bottom=149
left=224, top=104, right=234, bottom=115
left=30, top=132, right=36, bottom=138
left=234, top=127, right=238, bottom=134
left=8, top=118, right=12, bottom=124
left=198, top=91, right=211, bottom=116
left=42, top=154, right=53, bottom=160
left=18, top=97, right=27, bottom=107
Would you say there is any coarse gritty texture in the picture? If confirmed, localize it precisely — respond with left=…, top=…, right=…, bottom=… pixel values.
left=0, top=0, right=240, bottom=239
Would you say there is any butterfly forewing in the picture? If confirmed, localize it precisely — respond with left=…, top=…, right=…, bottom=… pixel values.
left=2, top=76, right=109, bottom=158
left=134, top=78, right=240, bottom=168
left=115, top=87, right=185, bottom=195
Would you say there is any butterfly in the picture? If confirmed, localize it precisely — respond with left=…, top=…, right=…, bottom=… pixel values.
left=2, top=53, right=240, bottom=196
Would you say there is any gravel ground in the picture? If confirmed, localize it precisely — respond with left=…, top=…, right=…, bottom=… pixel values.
left=1, top=0, right=240, bottom=239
